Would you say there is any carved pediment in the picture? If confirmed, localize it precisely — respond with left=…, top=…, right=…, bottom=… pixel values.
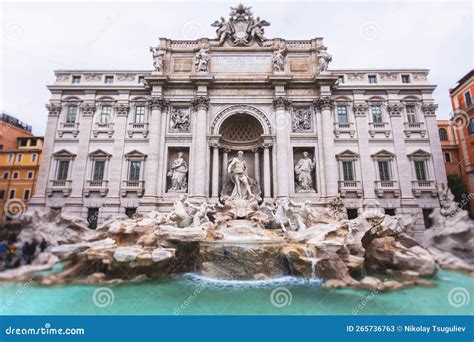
left=52, top=149, right=76, bottom=159
left=407, top=149, right=431, bottom=160
left=336, top=149, right=359, bottom=160
left=124, top=150, right=147, bottom=161
left=371, top=149, right=395, bottom=160
left=89, top=149, right=112, bottom=160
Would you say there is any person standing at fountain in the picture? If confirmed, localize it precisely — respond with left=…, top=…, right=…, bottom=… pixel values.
left=227, top=151, right=254, bottom=200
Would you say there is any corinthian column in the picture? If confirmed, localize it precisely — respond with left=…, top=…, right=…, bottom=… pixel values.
left=262, top=142, right=272, bottom=199
left=273, top=97, right=292, bottom=198
left=211, top=141, right=220, bottom=199
left=144, top=96, right=168, bottom=198
left=191, top=96, right=210, bottom=199
left=315, top=95, right=338, bottom=198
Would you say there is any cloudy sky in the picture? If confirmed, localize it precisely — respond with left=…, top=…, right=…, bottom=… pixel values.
left=1, top=0, right=472, bottom=135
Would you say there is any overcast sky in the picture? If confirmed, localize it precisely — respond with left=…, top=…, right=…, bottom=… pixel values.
left=1, top=0, right=472, bottom=135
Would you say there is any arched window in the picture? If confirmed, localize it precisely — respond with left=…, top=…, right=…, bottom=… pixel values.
left=438, top=128, right=448, bottom=141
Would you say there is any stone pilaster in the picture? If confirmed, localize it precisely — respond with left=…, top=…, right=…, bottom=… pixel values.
left=262, top=141, right=273, bottom=199
left=143, top=96, right=168, bottom=201
left=191, top=96, right=210, bottom=199
left=314, top=95, right=338, bottom=198
left=273, top=96, right=291, bottom=198
left=423, top=103, right=447, bottom=184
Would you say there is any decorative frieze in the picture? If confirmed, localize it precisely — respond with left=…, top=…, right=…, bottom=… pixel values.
left=83, top=73, right=102, bottom=81
left=191, top=96, right=210, bottom=111
left=116, top=73, right=136, bottom=82
left=169, top=107, right=191, bottom=132
left=347, top=73, right=365, bottom=81
left=292, top=107, right=312, bottom=132
left=314, top=96, right=334, bottom=111
left=379, top=72, right=398, bottom=81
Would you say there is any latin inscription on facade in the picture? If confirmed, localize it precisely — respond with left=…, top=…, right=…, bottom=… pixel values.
left=211, top=54, right=272, bottom=73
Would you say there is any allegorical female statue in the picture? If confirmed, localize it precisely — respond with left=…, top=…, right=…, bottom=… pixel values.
left=168, top=151, right=188, bottom=192
left=294, top=151, right=316, bottom=192
left=227, top=151, right=254, bottom=200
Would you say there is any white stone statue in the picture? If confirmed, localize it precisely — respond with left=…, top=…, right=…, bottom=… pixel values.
left=294, top=152, right=316, bottom=192
left=318, top=48, right=332, bottom=72
left=150, top=46, right=165, bottom=72
left=227, top=151, right=255, bottom=200
left=195, top=47, right=210, bottom=73
left=211, top=17, right=232, bottom=45
left=272, top=43, right=287, bottom=72
left=249, top=17, right=270, bottom=42
left=167, top=152, right=188, bottom=192
left=170, top=108, right=190, bottom=131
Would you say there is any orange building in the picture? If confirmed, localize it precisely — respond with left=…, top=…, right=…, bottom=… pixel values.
left=448, top=70, right=474, bottom=214
left=0, top=113, right=34, bottom=151
left=438, top=120, right=462, bottom=177
left=0, top=114, right=43, bottom=222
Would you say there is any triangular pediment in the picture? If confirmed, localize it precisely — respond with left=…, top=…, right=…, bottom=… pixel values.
left=336, top=149, right=359, bottom=160
left=52, top=149, right=76, bottom=157
left=124, top=150, right=147, bottom=160
left=371, top=149, right=395, bottom=159
left=89, top=149, right=112, bottom=159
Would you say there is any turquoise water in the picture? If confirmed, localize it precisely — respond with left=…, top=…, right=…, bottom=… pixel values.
left=0, top=270, right=472, bottom=315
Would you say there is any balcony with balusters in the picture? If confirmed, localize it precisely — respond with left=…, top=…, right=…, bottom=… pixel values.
left=127, top=122, right=149, bottom=138
left=58, top=122, right=80, bottom=138
left=84, top=180, right=109, bottom=197
left=338, top=180, right=362, bottom=197
left=333, top=122, right=355, bottom=138
left=374, top=180, right=400, bottom=197
left=47, top=179, right=72, bottom=197
left=121, top=180, right=145, bottom=197
left=93, top=122, right=114, bottom=138
left=368, top=122, right=391, bottom=138
left=403, top=121, right=426, bottom=138
left=411, top=180, right=437, bottom=197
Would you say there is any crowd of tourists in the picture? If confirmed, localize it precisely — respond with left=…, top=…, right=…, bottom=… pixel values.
left=0, top=238, right=48, bottom=270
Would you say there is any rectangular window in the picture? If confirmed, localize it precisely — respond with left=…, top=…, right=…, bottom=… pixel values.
left=337, top=75, right=344, bottom=84
left=8, top=189, right=15, bottom=199
left=3, top=172, right=8, bottom=180
left=7, top=154, right=13, bottom=163
left=465, top=91, right=472, bottom=107
left=125, top=207, right=137, bottom=218
left=72, top=76, right=81, bottom=84
left=12, top=172, right=19, bottom=179
left=346, top=208, right=358, bottom=220
left=134, top=106, right=145, bottom=123
left=17, top=154, right=22, bottom=162
left=138, top=76, right=145, bottom=84
left=19, top=139, right=27, bottom=147
left=444, top=152, right=451, bottom=163
left=337, top=106, right=348, bottom=123
left=93, top=160, right=106, bottom=181
left=371, top=105, right=383, bottom=123
left=100, top=106, right=112, bottom=124
left=401, top=75, right=411, bottom=83
left=342, top=161, right=354, bottom=181
left=469, top=119, right=474, bottom=135
left=31, top=154, right=37, bottom=163
left=414, top=160, right=427, bottom=181
left=67, top=105, right=77, bottom=123
left=104, top=76, right=114, bottom=84
left=23, top=189, right=30, bottom=200
left=0, top=190, right=4, bottom=200
left=87, top=208, right=99, bottom=230
left=385, top=208, right=396, bottom=216
left=406, top=105, right=417, bottom=123
left=129, top=161, right=141, bottom=181
left=27, top=171, right=34, bottom=179
left=368, top=75, right=377, bottom=84
left=57, top=160, right=70, bottom=180
left=378, top=161, right=391, bottom=181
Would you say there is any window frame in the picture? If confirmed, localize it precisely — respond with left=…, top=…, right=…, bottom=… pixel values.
left=465, top=91, right=472, bottom=107
left=370, top=105, right=383, bottom=123
left=134, top=105, right=146, bottom=124
left=368, top=75, right=377, bottom=84
left=104, top=75, right=114, bottom=84
left=438, top=128, right=448, bottom=141
left=401, top=75, right=411, bottom=84
left=377, top=160, right=392, bottom=181
left=72, top=75, right=81, bottom=84
left=405, top=104, right=417, bottom=123
left=444, top=152, right=451, bottom=163
left=66, top=105, right=78, bottom=123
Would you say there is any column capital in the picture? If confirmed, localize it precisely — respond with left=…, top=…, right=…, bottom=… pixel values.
left=150, top=96, right=169, bottom=110
left=314, top=96, right=334, bottom=111
left=262, top=141, right=274, bottom=149
left=79, top=103, right=97, bottom=117
left=352, top=102, right=368, bottom=117
left=421, top=103, right=438, bottom=117
left=387, top=102, right=403, bottom=117
left=209, top=140, right=220, bottom=149
left=191, top=96, right=210, bottom=111
left=46, top=103, right=62, bottom=117
left=115, top=103, right=130, bottom=117
left=272, top=96, right=292, bottom=110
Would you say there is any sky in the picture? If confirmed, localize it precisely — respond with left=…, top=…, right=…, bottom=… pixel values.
left=1, top=0, right=472, bottom=136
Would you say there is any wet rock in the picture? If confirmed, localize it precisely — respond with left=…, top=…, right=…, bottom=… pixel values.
left=281, top=244, right=318, bottom=278
left=113, top=246, right=144, bottom=262
left=155, top=226, right=207, bottom=241
left=316, top=250, right=357, bottom=285
left=356, top=276, right=383, bottom=291
left=152, top=248, right=175, bottom=263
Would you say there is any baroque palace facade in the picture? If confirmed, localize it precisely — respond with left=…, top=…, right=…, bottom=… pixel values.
left=30, top=5, right=446, bottom=229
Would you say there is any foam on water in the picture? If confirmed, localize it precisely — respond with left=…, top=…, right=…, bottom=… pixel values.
left=175, top=272, right=322, bottom=289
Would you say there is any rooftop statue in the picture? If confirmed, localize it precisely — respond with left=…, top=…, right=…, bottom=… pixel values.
left=211, top=4, right=270, bottom=46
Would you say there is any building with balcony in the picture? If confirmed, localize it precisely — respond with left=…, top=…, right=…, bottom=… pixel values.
left=29, top=5, right=446, bottom=229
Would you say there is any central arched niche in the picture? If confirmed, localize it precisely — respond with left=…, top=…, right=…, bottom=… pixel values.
left=218, top=113, right=263, bottom=149
left=217, top=113, right=265, bottom=192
